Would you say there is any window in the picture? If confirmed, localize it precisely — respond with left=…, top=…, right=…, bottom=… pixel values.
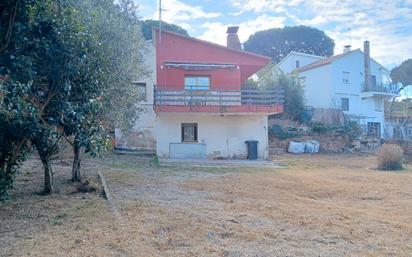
left=181, top=123, right=198, bottom=142
left=133, top=82, right=147, bottom=101
left=184, top=76, right=210, bottom=90
left=342, top=71, right=350, bottom=84
left=341, top=97, right=349, bottom=111
left=295, top=60, right=300, bottom=68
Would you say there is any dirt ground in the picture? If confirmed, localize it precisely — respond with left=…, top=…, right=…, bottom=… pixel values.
left=2, top=153, right=412, bottom=257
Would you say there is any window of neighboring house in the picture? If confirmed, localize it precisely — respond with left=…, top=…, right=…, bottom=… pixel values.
left=133, top=82, right=147, bottom=101
left=342, top=71, right=350, bottom=84
left=181, top=123, right=198, bottom=142
left=341, top=97, right=349, bottom=111
left=375, top=99, right=383, bottom=112
left=184, top=76, right=210, bottom=90
left=295, top=60, right=300, bottom=68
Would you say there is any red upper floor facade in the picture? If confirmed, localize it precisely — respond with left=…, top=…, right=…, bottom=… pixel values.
left=153, top=28, right=284, bottom=114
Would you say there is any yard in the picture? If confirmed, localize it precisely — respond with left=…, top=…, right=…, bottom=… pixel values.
left=2, top=153, right=412, bottom=257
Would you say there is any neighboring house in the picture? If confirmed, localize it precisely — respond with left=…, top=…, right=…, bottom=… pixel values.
left=385, top=99, right=412, bottom=140
left=277, top=51, right=325, bottom=74
left=116, top=27, right=284, bottom=159
left=286, top=42, right=397, bottom=138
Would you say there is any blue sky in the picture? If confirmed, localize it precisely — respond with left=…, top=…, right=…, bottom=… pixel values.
left=137, top=0, right=412, bottom=69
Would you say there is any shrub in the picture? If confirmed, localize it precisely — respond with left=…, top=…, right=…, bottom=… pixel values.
left=310, top=122, right=329, bottom=134
left=377, top=144, right=404, bottom=170
left=269, top=124, right=300, bottom=140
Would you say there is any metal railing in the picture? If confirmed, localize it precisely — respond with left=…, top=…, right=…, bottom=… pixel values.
left=361, top=82, right=391, bottom=93
left=154, top=87, right=284, bottom=107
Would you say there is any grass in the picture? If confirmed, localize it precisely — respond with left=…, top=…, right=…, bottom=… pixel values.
left=3, top=153, right=412, bottom=257
left=52, top=212, right=68, bottom=226
left=107, top=161, right=144, bottom=170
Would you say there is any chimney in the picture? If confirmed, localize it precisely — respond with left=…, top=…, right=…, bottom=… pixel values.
left=227, top=26, right=241, bottom=50
left=343, top=45, right=351, bottom=54
left=364, top=40, right=371, bottom=90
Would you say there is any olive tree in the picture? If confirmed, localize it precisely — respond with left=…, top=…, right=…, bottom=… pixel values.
left=62, top=0, right=146, bottom=182
left=0, top=0, right=146, bottom=197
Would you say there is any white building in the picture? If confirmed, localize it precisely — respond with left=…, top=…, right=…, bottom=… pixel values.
left=277, top=51, right=324, bottom=74
left=279, top=42, right=397, bottom=138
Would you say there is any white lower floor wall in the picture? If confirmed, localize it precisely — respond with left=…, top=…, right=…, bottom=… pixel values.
left=308, top=93, right=386, bottom=138
left=156, top=113, right=269, bottom=159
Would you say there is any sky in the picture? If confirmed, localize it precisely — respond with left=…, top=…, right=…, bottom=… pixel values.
left=137, top=0, right=412, bottom=69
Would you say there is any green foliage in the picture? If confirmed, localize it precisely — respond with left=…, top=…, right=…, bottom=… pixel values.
left=390, top=59, right=412, bottom=94
left=0, top=0, right=147, bottom=197
left=150, top=155, right=160, bottom=167
left=309, top=122, right=328, bottom=134
left=0, top=78, right=41, bottom=199
left=270, top=120, right=361, bottom=143
left=140, top=19, right=189, bottom=40
left=309, top=121, right=362, bottom=138
left=244, top=26, right=335, bottom=63
left=341, top=121, right=362, bottom=139
left=257, top=65, right=305, bottom=121
left=269, top=124, right=301, bottom=140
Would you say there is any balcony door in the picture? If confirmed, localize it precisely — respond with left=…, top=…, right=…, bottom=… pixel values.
left=367, top=122, right=381, bottom=138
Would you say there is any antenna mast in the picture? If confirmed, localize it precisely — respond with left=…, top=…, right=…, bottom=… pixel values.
left=158, top=0, right=162, bottom=44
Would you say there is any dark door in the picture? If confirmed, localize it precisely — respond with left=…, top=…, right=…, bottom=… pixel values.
left=367, top=122, right=381, bottom=138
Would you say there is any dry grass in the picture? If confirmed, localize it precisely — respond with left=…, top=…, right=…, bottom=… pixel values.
left=377, top=144, right=404, bottom=170
left=1, top=152, right=412, bottom=256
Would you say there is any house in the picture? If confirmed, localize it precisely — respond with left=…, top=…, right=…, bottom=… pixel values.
left=281, top=42, right=398, bottom=138
left=115, top=27, right=284, bottom=159
left=277, top=51, right=325, bottom=74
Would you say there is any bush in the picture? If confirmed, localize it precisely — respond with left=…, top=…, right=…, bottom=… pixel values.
left=269, top=124, right=300, bottom=140
left=310, top=122, right=329, bottom=134
left=377, top=144, right=404, bottom=170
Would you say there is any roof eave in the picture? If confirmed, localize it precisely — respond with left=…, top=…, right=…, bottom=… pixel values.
left=152, top=28, right=271, bottom=63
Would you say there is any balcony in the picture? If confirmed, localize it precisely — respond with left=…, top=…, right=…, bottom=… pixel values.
left=361, top=83, right=399, bottom=99
left=153, top=87, right=284, bottom=114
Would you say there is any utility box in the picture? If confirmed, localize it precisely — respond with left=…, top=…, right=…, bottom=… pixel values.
left=245, top=140, right=259, bottom=160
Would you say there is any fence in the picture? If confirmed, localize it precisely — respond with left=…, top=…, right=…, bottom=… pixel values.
left=154, top=88, right=284, bottom=107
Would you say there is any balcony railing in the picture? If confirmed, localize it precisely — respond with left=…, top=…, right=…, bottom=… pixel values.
left=153, top=87, right=284, bottom=113
left=361, top=82, right=392, bottom=93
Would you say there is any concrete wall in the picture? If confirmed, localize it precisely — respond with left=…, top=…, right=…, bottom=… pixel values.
left=156, top=113, right=269, bottom=159
left=115, top=42, right=157, bottom=151
left=278, top=52, right=324, bottom=74
left=300, top=64, right=334, bottom=108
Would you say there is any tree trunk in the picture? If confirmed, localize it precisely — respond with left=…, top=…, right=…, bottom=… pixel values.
left=71, top=142, right=81, bottom=182
left=40, top=154, right=54, bottom=194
